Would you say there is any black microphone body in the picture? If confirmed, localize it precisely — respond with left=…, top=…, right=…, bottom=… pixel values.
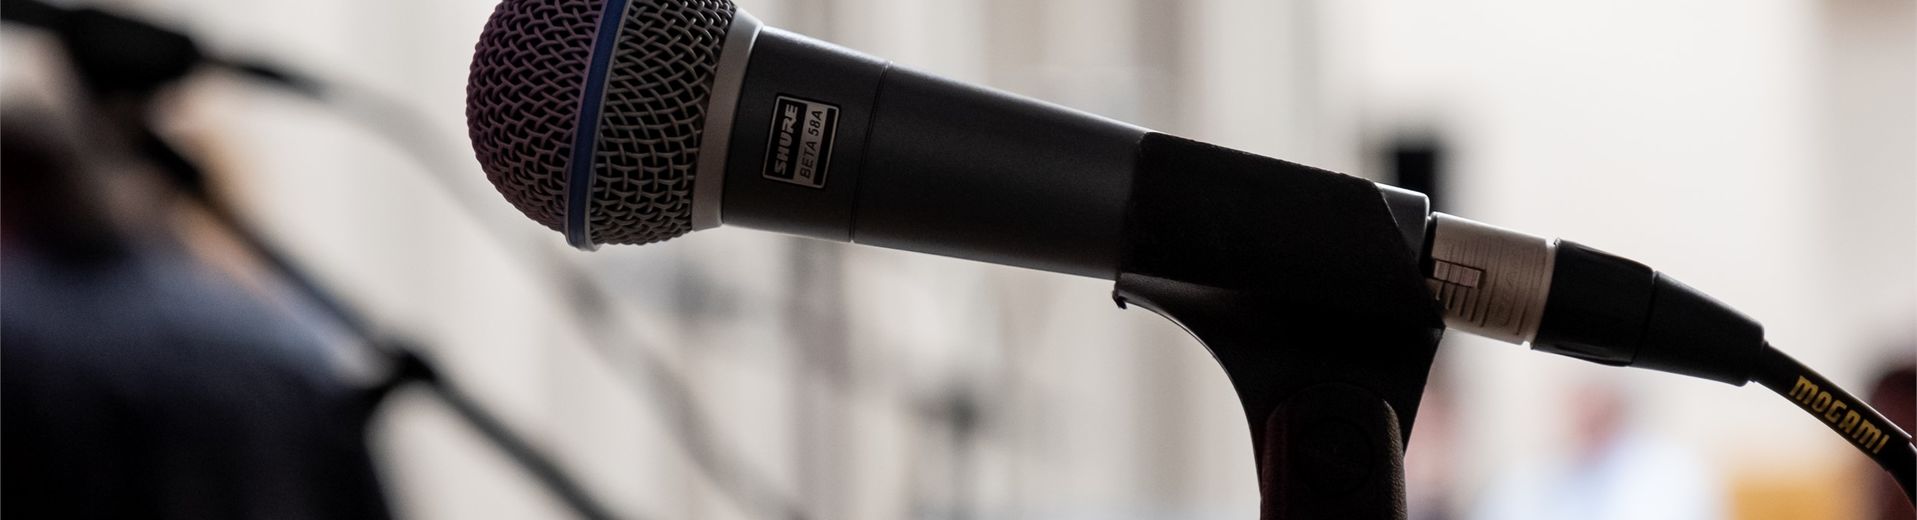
left=466, top=0, right=1427, bottom=278
left=722, top=29, right=1145, bottom=278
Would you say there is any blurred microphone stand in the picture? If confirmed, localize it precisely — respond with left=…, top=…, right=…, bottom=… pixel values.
left=140, top=85, right=623, bottom=520
left=238, top=52, right=816, bottom=520
left=2, top=3, right=620, bottom=519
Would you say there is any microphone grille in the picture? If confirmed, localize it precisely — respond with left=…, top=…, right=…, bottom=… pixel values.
left=467, top=0, right=735, bottom=245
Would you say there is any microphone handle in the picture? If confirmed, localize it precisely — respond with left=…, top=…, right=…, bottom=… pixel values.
left=720, top=28, right=1141, bottom=279
left=719, top=28, right=1429, bottom=279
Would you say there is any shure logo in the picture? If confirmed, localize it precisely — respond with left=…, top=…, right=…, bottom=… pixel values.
left=762, top=95, right=839, bottom=189
left=1788, top=376, right=1891, bottom=453
left=771, top=103, right=799, bottom=176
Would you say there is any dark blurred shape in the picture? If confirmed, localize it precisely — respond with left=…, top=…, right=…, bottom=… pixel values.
left=0, top=239, right=394, bottom=520
left=0, top=109, right=392, bottom=520
left=1867, top=362, right=1915, bottom=520
left=2, top=0, right=199, bottom=96
left=0, top=0, right=62, bottom=26
left=0, top=106, right=127, bottom=262
left=0, top=17, right=393, bottom=515
left=1387, top=133, right=1446, bottom=213
left=1, top=0, right=321, bottom=98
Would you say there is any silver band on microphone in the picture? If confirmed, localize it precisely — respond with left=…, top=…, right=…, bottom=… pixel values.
left=691, top=9, right=764, bottom=230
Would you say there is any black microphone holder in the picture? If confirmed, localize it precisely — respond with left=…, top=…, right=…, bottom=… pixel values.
left=1116, top=134, right=1445, bottom=518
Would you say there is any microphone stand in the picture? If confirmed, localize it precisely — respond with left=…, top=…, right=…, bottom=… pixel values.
left=1115, top=277, right=1434, bottom=519
left=1114, top=136, right=1444, bottom=519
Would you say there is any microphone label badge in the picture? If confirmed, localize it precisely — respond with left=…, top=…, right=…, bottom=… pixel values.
left=763, top=95, right=840, bottom=188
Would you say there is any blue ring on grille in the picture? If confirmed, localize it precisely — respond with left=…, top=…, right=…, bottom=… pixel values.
left=564, top=0, right=630, bottom=249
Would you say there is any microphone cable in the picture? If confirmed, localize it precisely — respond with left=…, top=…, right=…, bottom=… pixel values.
left=1750, top=344, right=1916, bottom=501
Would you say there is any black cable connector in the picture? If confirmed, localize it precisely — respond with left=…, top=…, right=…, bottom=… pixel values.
left=1531, top=241, right=1764, bottom=384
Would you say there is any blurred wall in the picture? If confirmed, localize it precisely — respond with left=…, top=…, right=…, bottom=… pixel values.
left=17, top=0, right=1909, bottom=519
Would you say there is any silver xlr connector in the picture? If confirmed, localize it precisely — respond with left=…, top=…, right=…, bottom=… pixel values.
left=1425, top=213, right=1557, bottom=345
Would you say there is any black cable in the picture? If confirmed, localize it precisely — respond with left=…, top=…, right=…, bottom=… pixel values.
left=1750, top=343, right=1915, bottom=503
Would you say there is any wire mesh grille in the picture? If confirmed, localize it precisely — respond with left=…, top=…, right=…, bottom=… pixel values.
left=467, top=0, right=735, bottom=244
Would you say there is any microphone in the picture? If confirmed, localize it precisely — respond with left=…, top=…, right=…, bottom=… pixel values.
left=460, top=0, right=1710, bottom=371
left=465, top=0, right=1913, bottom=492
left=461, top=0, right=1765, bottom=373
left=458, top=0, right=1723, bottom=370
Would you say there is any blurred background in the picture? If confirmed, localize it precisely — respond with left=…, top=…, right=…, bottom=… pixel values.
left=2, top=0, right=1912, bottom=519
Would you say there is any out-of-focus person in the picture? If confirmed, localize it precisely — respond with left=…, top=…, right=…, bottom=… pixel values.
left=1471, top=383, right=1725, bottom=520
left=0, top=32, right=391, bottom=519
